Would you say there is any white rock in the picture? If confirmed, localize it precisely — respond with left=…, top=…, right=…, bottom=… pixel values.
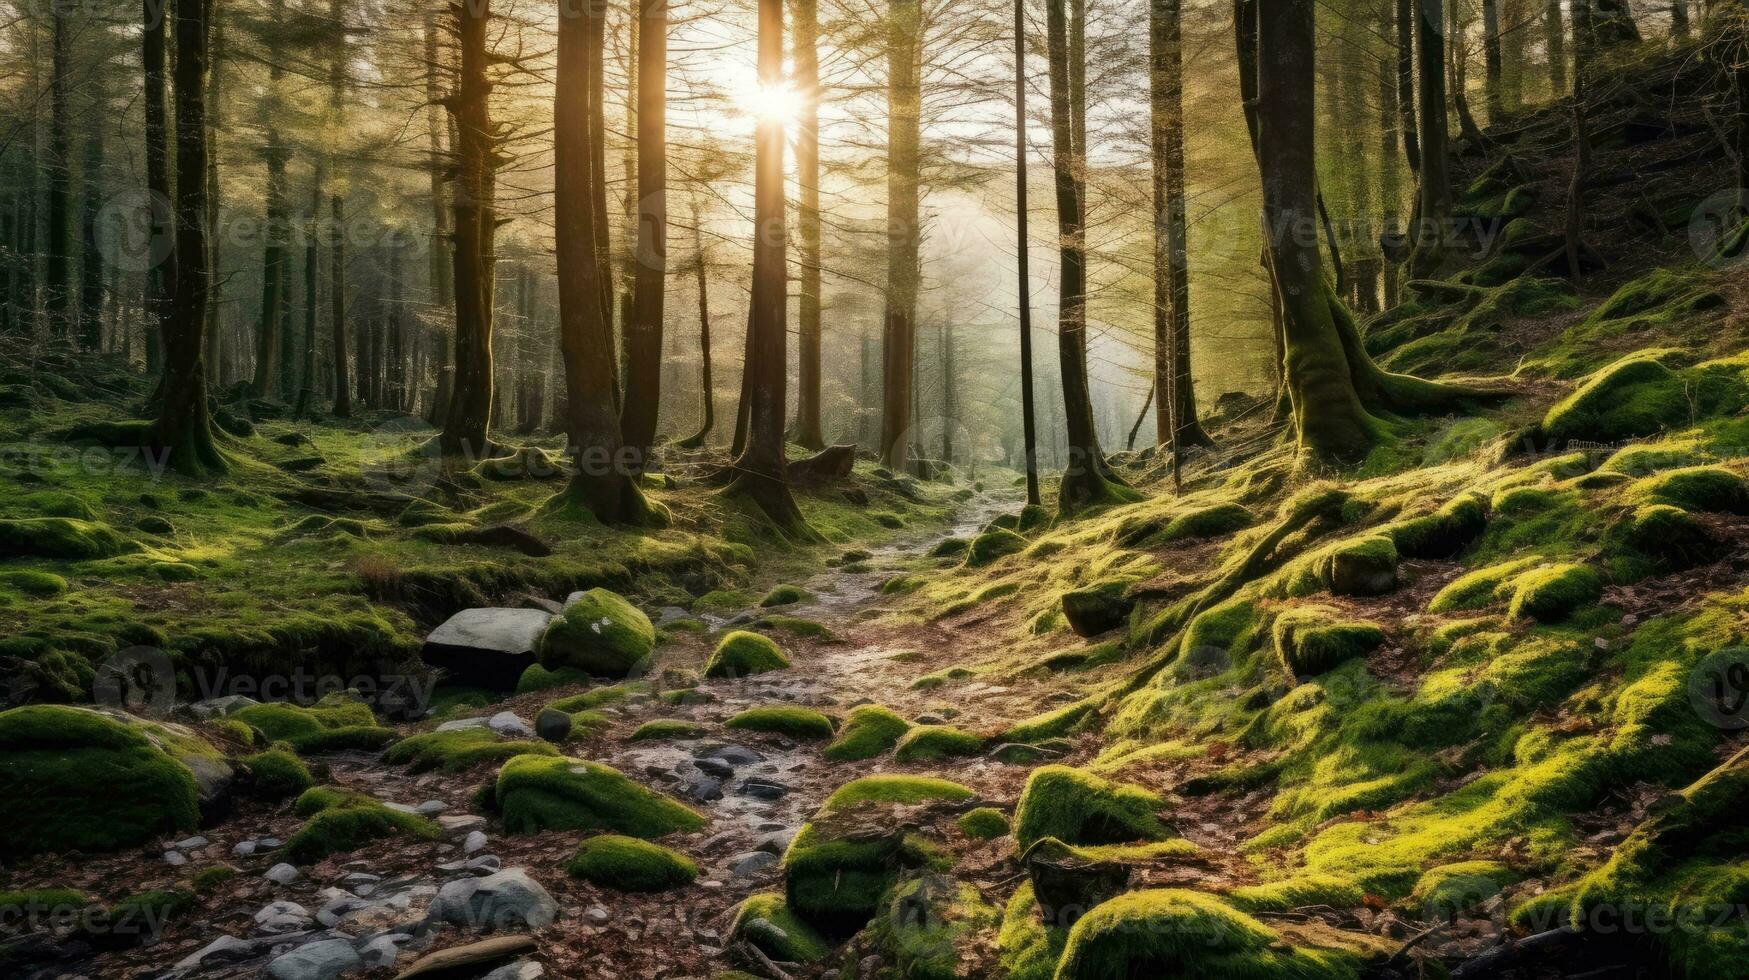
left=173, top=835, right=210, bottom=849
left=174, top=934, right=257, bottom=969
left=264, top=937, right=362, bottom=980
left=482, top=961, right=546, bottom=980
left=233, top=840, right=259, bottom=857
left=163, top=850, right=188, bottom=866
left=463, top=831, right=489, bottom=854
left=254, top=900, right=314, bottom=934
left=266, top=863, right=301, bottom=885
left=488, top=711, right=534, bottom=738
left=355, top=932, right=412, bottom=969
left=428, top=869, right=557, bottom=932
left=415, top=799, right=449, bottom=816
left=435, top=716, right=491, bottom=733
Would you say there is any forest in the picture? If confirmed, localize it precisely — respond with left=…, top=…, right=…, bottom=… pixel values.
left=2, top=0, right=1749, bottom=978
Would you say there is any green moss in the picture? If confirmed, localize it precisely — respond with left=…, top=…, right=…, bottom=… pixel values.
left=957, top=807, right=1011, bottom=840
left=1276, top=534, right=1399, bottom=598
left=546, top=682, right=645, bottom=712
left=821, top=775, right=974, bottom=812
left=1272, top=607, right=1385, bottom=678
left=1060, top=580, right=1135, bottom=637
left=495, top=754, right=705, bottom=837
left=894, top=725, right=984, bottom=763
left=753, top=615, right=839, bottom=642
left=1625, top=465, right=1749, bottom=514
left=189, top=865, right=238, bottom=893
left=705, top=630, right=790, bottom=679
left=284, top=787, right=440, bottom=863
left=1013, top=765, right=1171, bottom=850
left=565, top=834, right=698, bottom=892
left=729, top=892, right=830, bottom=964
left=1384, top=493, right=1488, bottom=560
left=759, top=584, right=812, bottom=607
left=996, top=884, right=1067, bottom=980
left=0, top=705, right=202, bottom=858
left=910, top=666, right=974, bottom=690
left=1609, top=504, right=1721, bottom=581
left=871, top=878, right=999, bottom=980
left=928, top=537, right=969, bottom=558
left=384, top=727, right=560, bottom=773
left=964, top=528, right=1027, bottom=568
left=824, top=705, right=912, bottom=761
left=726, top=707, right=836, bottom=740
left=539, top=588, right=656, bottom=677
left=239, top=749, right=314, bottom=800
left=0, top=517, right=137, bottom=560
left=1505, top=563, right=1602, bottom=622
left=629, top=719, right=707, bottom=741
left=1227, top=874, right=1364, bottom=913
left=3, top=570, right=68, bottom=597
left=999, top=700, right=1095, bottom=744
left=882, top=574, right=925, bottom=595
left=0, top=888, right=92, bottom=917
left=1055, top=889, right=1360, bottom=979
left=1542, top=354, right=1735, bottom=443
left=1429, top=556, right=1540, bottom=613
left=231, top=699, right=397, bottom=755
left=1410, top=861, right=1516, bottom=919
left=515, top=663, right=594, bottom=694
left=1601, top=440, right=1712, bottom=477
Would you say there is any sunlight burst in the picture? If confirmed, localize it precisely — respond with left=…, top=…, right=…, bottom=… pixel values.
left=736, top=81, right=803, bottom=125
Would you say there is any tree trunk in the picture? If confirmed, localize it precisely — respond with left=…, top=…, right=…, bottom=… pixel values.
left=295, top=163, right=322, bottom=417
left=1593, top=0, right=1641, bottom=46
left=726, top=0, right=809, bottom=533
left=1483, top=0, right=1505, bottom=121
left=1671, top=1, right=1689, bottom=40
left=1546, top=0, right=1568, bottom=96
left=554, top=0, right=661, bottom=526
left=144, top=0, right=172, bottom=364
left=619, top=0, right=668, bottom=472
left=45, top=5, right=70, bottom=338
left=1378, top=0, right=1405, bottom=307
left=154, top=0, right=224, bottom=476
left=440, top=0, right=499, bottom=459
left=78, top=72, right=106, bottom=352
left=204, top=15, right=226, bottom=386
left=1396, top=0, right=1421, bottom=171
left=1015, top=0, right=1041, bottom=507
left=1049, top=0, right=1134, bottom=512
left=879, top=0, right=921, bottom=473
left=793, top=0, right=825, bottom=451
left=1411, top=0, right=1455, bottom=275
left=589, top=7, right=614, bottom=346
left=1151, top=0, right=1210, bottom=455
left=328, top=0, right=351, bottom=417
left=678, top=209, right=715, bottom=449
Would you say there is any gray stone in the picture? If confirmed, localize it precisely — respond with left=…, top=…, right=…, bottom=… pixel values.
left=582, top=905, right=611, bottom=926
left=753, top=829, right=795, bottom=854
left=434, top=716, right=490, bottom=733
left=728, top=851, right=779, bottom=876
left=680, top=775, right=723, bottom=803
left=488, top=711, right=534, bottom=738
left=355, top=932, right=412, bottom=970
left=421, top=608, right=555, bottom=692
left=697, top=744, right=764, bottom=766
left=463, top=831, right=489, bottom=854
left=233, top=840, right=259, bottom=857
left=173, top=835, right=210, bottom=849
left=482, top=961, right=545, bottom=980
left=163, top=849, right=188, bottom=866
left=174, top=935, right=258, bottom=970
left=266, top=863, right=301, bottom=885
left=439, top=814, right=487, bottom=836
left=739, top=779, right=787, bottom=801
left=535, top=708, right=572, bottom=743
left=264, top=938, right=362, bottom=980
left=692, top=757, right=735, bottom=780
left=254, top=900, right=314, bottom=933
left=317, top=895, right=371, bottom=928
left=185, top=694, right=261, bottom=720
left=428, top=869, right=557, bottom=933
left=414, top=800, right=448, bottom=817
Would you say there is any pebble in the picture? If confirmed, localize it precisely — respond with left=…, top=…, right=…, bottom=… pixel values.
left=163, top=850, right=188, bottom=866
left=488, top=711, right=535, bottom=738
left=233, top=840, right=258, bottom=857
left=692, top=757, right=735, bottom=780
left=739, top=779, right=787, bottom=801
left=266, top=863, right=301, bottom=885
left=583, top=905, right=611, bottom=926
left=173, top=835, right=210, bottom=849
left=415, top=800, right=449, bottom=817
left=463, top=831, right=489, bottom=854
left=727, top=851, right=779, bottom=876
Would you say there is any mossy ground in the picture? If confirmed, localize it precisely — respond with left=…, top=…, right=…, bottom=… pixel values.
left=493, top=754, right=705, bottom=837
left=565, top=834, right=698, bottom=892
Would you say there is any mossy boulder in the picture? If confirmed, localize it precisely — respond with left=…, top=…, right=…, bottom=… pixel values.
left=1271, top=607, right=1385, bottom=678
left=999, top=700, right=1096, bottom=744
left=1061, top=581, right=1135, bottom=638
left=729, top=892, right=830, bottom=964
left=895, top=725, right=985, bottom=763
left=1227, top=874, right=1364, bottom=914
left=384, top=727, right=559, bottom=773
left=232, top=697, right=397, bottom=755
left=1384, top=493, right=1488, bottom=560
left=1280, top=535, right=1399, bottom=598
left=824, top=705, right=911, bottom=762
left=494, top=754, right=705, bottom=837
left=726, top=707, right=836, bottom=740
left=3, top=570, right=69, bottom=598
left=1543, top=355, right=1693, bottom=444
left=1411, top=861, right=1515, bottom=920
left=0, top=706, right=206, bottom=858
left=1428, top=557, right=1542, bottom=613
left=283, top=788, right=440, bottom=863
left=929, top=537, right=970, bottom=558
left=1624, top=466, right=1749, bottom=514
left=1610, top=505, right=1721, bottom=578
left=964, top=528, right=1027, bottom=568
left=869, top=877, right=1000, bottom=980
left=759, top=585, right=811, bottom=608
left=0, top=518, right=137, bottom=560
left=1505, top=563, right=1602, bottom=623
left=629, top=719, right=708, bottom=741
left=958, top=807, right=1011, bottom=840
left=1162, top=503, right=1255, bottom=543
left=782, top=776, right=974, bottom=932
left=1013, top=765, right=1171, bottom=850
left=565, top=834, right=698, bottom=892
left=1054, top=889, right=1360, bottom=979
left=704, top=631, right=790, bottom=679
left=514, top=663, right=593, bottom=695
left=237, top=749, right=314, bottom=801
left=539, top=588, right=656, bottom=677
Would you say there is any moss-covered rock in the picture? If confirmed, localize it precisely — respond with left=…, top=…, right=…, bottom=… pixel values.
left=928, top=537, right=970, bottom=558
left=964, top=528, right=1027, bottom=568
left=1624, top=466, right=1749, bottom=514
left=1279, top=534, right=1399, bottom=598
left=494, top=754, right=704, bottom=837
left=2, top=570, right=69, bottom=598
left=0, top=517, right=137, bottom=560
left=231, top=698, right=397, bottom=755
left=868, top=877, right=999, bottom=980
left=996, top=883, right=1067, bottom=980
left=824, top=705, right=911, bottom=761
left=704, top=630, right=790, bottom=679
left=1013, top=765, right=1170, bottom=850
left=0, top=706, right=204, bottom=858
left=999, top=700, right=1096, bottom=744
left=1385, top=493, right=1488, bottom=560
left=1271, top=607, right=1385, bottom=678
left=958, top=807, right=1011, bottom=840
left=539, top=588, right=656, bottom=677
left=894, top=725, right=985, bottom=763
left=1411, top=861, right=1515, bottom=919
left=729, top=892, right=830, bottom=964
left=238, top=749, right=314, bottom=801
left=384, top=727, right=559, bottom=773
left=629, top=719, right=708, bottom=741
left=1054, top=889, right=1360, bottom=979
left=284, top=787, right=440, bottom=864
left=759, top=584, right=811, bottom=608
left=1061, top=581, right=1135, bottom=638
left=514, top=663, right=593, bottom=695
left=1542, top=354, right=1696, bottom=443
left=565, top=834, right=698, bottom=892
left=726, top=706, right=836, bottom=740
left=1227, top=874, right=1364, bottom=914
left=1505, top=563, right=1602, bottom=622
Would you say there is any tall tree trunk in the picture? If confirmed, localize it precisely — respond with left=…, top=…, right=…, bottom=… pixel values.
left=1593, top=0, right=1641, bottom=45
left=589, top=7, right=614, bottom=346
left=1483, top=0, right=1506, bottom=120
left=678, top=208, right=715, bottom=449
left=1671, top=1, right=1689, bottom=40
left=1378, top=0, right=1405, bottom=306
left=1151, top=0, right=1210, bottom=455
left=1397, top=0, right=1422, bottom=170
left=45, top=4, right=70, bottom=338
left=144, top=0, right=172, bottom=369
left=727, top=0, right=808, bottom=532
left=1411, top=0, right=1455, bottom=275
left=252, top=0, right=290, bottom=398
left=1014, top=0, right=1040, bottom=507
left=1048, top=0, right=1133, bottom=513
left=1546, top=0, right=1568, bottom=96
left=328, top=0, right=351, bottom=417
left=554, top=0, right=661, bottom=525
left=204, top=14, right=226, bottom=385
left=793, top=0, right=825, bottom=451
left=440, top=0, right=499, bottom=459
left=154, top=0, right=224, bottom=476
left=879, top=0, right=921, bottom=472
left=295, top=164, right=321, bottom=416
left=78, top=73, right=106, bottom=352
left=619, top=0, right=667, bottom=471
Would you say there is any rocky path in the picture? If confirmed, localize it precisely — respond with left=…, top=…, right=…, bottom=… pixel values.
left=18, top=490, right=1105, bottom=980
